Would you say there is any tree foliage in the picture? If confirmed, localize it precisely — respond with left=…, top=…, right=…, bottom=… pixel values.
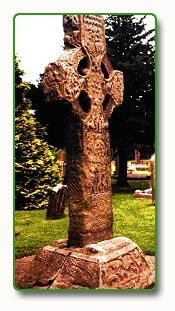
left=105, top=15, right=155, bottom=185
left=28, top=74, right=66, bottom=149
left=105, top=15, right=155, bottom=104
left=15, top=56, right=61, bottom=210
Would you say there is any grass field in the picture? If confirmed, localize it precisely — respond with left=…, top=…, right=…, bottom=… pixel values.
left=15, top=180, right=155, bottom=259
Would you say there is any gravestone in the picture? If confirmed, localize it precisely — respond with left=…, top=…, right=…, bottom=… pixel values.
left=134, top=153, right=155, bottom=202
left=16, top=15, right=155, bottom=289
left=135, top=149, right=141, bottom=164
left=46, top=149, right=67, bottom=219
left=46, top=183, right=67, bottom=219
left=43, top=15, right=124, bottom=247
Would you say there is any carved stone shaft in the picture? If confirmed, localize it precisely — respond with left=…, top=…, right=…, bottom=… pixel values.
left=43, top=15, right=124, bottom=247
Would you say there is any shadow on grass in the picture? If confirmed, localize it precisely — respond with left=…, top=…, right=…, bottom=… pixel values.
left=112, top=184, right=135, bottom=193
left=112, top=178, right=151, bottom=193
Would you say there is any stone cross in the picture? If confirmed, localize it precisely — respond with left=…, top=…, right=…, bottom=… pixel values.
left=43, top=15, right=124, bottom=247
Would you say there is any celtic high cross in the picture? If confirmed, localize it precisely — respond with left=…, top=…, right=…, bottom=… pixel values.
left=43, top=15, right=124, bottom=247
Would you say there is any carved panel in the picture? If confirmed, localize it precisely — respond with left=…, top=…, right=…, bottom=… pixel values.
left=106, top=70, right=124, bottom=104
left=100, top=247, right=153, bottom=288
left=81, top=15, right=106, bottom=57
left=44, top=48, right=86, bottom=103
left=63, top=15, right=81, bottom=48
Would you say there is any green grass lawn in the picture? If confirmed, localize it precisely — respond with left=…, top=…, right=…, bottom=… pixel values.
left=112, top=193, right=155, bottom=255
left=15, top=208, right=69, bottom=258
left=128, top=179, right=150, bottom=190
left=15, top=182, right=155, bottom=259
left=112, top=178, right=150, bottom=190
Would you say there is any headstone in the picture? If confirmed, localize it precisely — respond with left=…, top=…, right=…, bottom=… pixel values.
left=46, top=184, right=67, bottom=219
left=134, top=153, right=155, bottom=202
left=111, top=160, right=116, bottom=175
left=135, top=149, right=141, bottom=164
left=43, top=15, right=124, bottom=247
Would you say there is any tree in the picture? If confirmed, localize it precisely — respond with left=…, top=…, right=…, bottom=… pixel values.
left=28, top=74, right=67, bottom=149
left=15, top=56, right=61, bottom=210
left=105, top=15, right=155, bottom=186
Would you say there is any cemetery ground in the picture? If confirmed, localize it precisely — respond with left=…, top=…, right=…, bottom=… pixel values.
left=15, top=179, right=155, bottom=260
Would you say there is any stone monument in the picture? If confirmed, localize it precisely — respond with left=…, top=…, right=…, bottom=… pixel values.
left=16, top=15, right=155, bottom=289
left=135, top=149, right=141, bottom=164
left=43, top=15, right=123, bottom=247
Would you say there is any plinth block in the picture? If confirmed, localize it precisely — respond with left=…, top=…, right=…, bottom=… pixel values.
left=17, top=237, right=155, bottom=289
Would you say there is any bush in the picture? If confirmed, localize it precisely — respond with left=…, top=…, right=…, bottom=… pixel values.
left=15, top=56, right=61, bottom=210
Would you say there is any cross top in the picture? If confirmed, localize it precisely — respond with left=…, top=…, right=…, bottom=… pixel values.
left=44, top=15, right=123, bottom=121
left=63, top=15, right=106, bottom=56
left=43, top=15, right=124, bottom=247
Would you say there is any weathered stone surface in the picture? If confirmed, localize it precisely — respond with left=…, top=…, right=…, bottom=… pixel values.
left=16, top=237, right=155, bottom=289
left=43, top=15, right=124, bottom=247
left=51, top=254, right=100, bottom=289
left=15, top=255, right=35, bottom=288
left=17, top=245, right=67, bottom=288
left=46, top=184, right=67, bottom=219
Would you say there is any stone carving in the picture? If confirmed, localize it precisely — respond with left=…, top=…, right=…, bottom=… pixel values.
left=43, top=15, right=124, bottom=247
left=63, top=15, right=81, bottom=48
left=17, top=237, right=155, bottom=289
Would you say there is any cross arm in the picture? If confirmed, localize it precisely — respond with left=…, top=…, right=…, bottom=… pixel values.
left=102, top=69, right=124, bottom=119
left=43, top=48, right=85, bottom=104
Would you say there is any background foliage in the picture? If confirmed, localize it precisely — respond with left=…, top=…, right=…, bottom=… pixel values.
left=105, top=15, right=155, bottom=186
left=15, top=56, right=61, bottom=210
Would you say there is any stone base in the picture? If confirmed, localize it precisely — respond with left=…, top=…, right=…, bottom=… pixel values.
left=16, top=237, right=155, bottom=289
